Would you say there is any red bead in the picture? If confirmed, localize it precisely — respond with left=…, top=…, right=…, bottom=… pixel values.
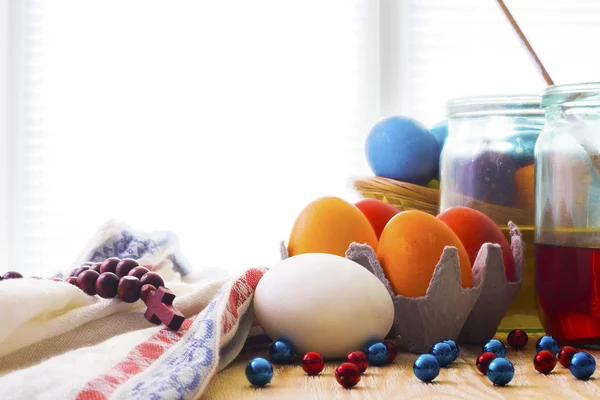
left=302, top=352, right=324, bottom=376
left=99, top=257, right=121, bottom=274
left=534, top=350, right=557, bottom=374
left=115, top=258, right=140, bottom=278
left=91, top=263, right=102, bottom=273
left=128, top=266, right=151, bottom=280
left=335, top=362, right=361, bottom=388
left=384, top=340, right=397, bottom=363
left=140, top=272, right=165, bottom=289
left=65, top=277, right=78, bottom=286
left=117, top=276, right=142, bottom=303
left=77, top=270, right=100, bottom=295
left=558, top=346, right=578, bottom=368
left=140, top=284, right=157, bottom=303
left=346, top=351, right=368, bottom=373
left=70, top=266, right=90, bottom=277
left=507, top=329, right=529, bottom=350
left=3, top=271, right=23, bottom=280
left=96, top=272, right=119, bottom=298
left=476, top=352, right=497, bottom=375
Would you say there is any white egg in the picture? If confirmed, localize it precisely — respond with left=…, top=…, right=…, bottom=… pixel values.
left=254, top=253, right=394, bottom=359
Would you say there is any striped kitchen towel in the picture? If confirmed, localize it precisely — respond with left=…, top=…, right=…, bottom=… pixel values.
left=0, top=220, right=267, bottom=399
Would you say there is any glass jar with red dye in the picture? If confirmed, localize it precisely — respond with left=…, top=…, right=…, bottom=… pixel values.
left=536, top=82, right=600, bottom=346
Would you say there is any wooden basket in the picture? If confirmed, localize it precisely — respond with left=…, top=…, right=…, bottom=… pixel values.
left=353, top=176, right=533, bottom=226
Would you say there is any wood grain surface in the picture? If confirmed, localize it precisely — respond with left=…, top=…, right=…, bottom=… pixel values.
left=204, top=334, right=600, bottom=399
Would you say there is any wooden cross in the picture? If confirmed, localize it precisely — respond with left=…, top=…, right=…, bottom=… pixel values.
left=144, top=286, right=185, bottom=331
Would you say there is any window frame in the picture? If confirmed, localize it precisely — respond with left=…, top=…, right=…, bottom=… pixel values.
left=0, top=0, right=9, bottom=268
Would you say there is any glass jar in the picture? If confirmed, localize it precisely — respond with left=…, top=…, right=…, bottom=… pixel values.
left=440, top=94, right=544, bottom=332
left=536, top=82, right=600, bottom=345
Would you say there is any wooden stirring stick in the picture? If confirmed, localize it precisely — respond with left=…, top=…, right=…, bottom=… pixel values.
left=495, top=0, right=554, bottom=86
left=495, top=0, right=600, bottom=175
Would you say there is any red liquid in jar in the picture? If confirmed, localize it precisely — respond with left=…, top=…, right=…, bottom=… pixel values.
left=535, top=243, right=600, bottom=345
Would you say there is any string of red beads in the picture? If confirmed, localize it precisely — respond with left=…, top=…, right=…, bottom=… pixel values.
left=1, top=257, right=166, bottom=305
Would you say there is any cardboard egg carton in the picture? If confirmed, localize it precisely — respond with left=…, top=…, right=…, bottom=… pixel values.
left=343, top=222, right=524, bottom=353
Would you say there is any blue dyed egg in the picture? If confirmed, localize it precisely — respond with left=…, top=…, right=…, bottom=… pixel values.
left=413, top=354, right=440, bottom=383
left=431, top=121, right=448, bottom=152
left=482, top=339, right=507, bottom=358
left=569, top=352, right=596, bottom=380
left=431, top=121, right=448, bottom=180
left=366, top=116, right=438, bottom=185
left=429, top=342, right=454, bottom=367
left=364, top=341, right=389, bottom=366
left=487, top=358, right=514, bottom=386
left=245, top=357, right=274, bottom=387
left=507, top=133, right=537, bottom=168
left=536, top=335, right=560, bottom=355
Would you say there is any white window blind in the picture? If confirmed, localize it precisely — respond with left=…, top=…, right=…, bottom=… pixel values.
left=9, top=0, right=378, bottom=275
left=8, top=0, right=600, bottom=275
left=404, top=0, right=600, bottom=124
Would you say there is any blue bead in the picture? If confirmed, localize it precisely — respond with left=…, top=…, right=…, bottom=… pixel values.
left=487, top=358, right=514, bottom=386
left=365, top=116, right=438, bottom=185
left=569, top=352, right=596, bottom=380
left=364, top=341, right=389, bottom=366
left=413, top=354, right=440, bottom=383
left=483, top=339, right=507, bottom=358
left=442, top=339, right=460, bottom=362
left=535, top=335, right=560, bottom=355
left=269, top=339, right=294, bottom=364
left=245, top=357, right=273, bottom=387
left=429, top=342, right=454, bottom=367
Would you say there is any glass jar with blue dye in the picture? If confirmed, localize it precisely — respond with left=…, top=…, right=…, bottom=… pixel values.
left=440, top=94, right=544, bottom=331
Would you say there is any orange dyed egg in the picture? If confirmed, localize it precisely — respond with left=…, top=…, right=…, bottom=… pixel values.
left=515, top=164, right=535, bottom=211
left=377, top=210, right=472, bottom=298
left=288, top=197, right=378, bottom=257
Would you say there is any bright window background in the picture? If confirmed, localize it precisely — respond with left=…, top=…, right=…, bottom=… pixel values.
left=405, top=0, right=600, bottom=123
left=9, top=0, right=378, bottom=275
left=7, top=0, right=600, bottom=275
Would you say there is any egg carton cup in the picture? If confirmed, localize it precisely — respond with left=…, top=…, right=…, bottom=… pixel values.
left=278, top=223, right=523, bottom=353
left=343, top=222, right=524, bottom=352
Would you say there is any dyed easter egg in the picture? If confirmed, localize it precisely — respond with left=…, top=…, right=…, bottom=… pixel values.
left=437, top=206, right=515, bottom=281
left=515, top=164, right=534, bottom=211
left=431, top=121, right=448, bottom=152
left=455, top=151, right=516, bottom=207
left=431, top=121, right=448, bottom=180
left=377, top=210, right=472, bottom=298
left=287, top=197, right=378, bottom=257
left=507, top=131, right=538, bottom=168
left=366, top=116, right=438, bottom=185
left=354, top=198, right=399, bottom=239
left=254, top=253, right=394, bottom=359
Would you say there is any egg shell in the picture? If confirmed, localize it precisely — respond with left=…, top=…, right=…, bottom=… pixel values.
left=455, top=151, right=516, bottom=207
left=254, top=253, right=394, bottom=359
left=354, top=198, right=400, bottom=239
left=437, top=206, right=515, bottom=282
left=514, top=164, right=534, bottom=211
left=287, top=197, right=378, bottom=258
left=366, top=116, right=438, bottom=185
left=377, top=210, right=472, bottom=298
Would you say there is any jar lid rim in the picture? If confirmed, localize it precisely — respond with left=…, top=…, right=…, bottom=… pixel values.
left=542, top=82, right=600, bottom=106
left=447, top=94, right=543, bottom=116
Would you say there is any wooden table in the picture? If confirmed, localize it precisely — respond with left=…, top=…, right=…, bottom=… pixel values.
left=204, top=334, right=600, bottom=399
